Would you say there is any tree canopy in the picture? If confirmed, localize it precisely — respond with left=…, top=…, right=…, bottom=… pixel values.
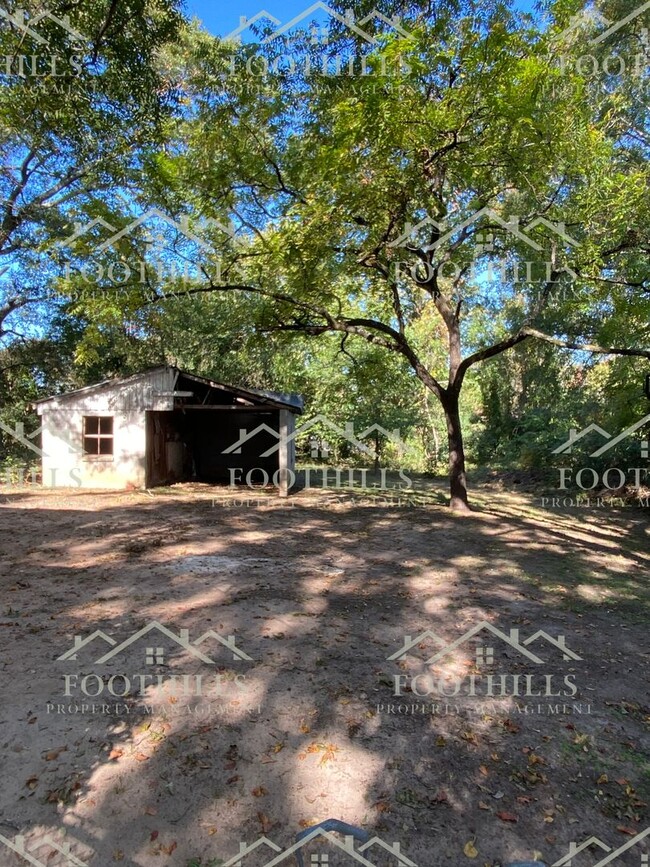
left=1, top=0, right=648, bottom=507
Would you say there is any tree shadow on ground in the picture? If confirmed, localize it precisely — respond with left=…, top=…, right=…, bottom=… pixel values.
left=0, top=485, right=648, bottom=867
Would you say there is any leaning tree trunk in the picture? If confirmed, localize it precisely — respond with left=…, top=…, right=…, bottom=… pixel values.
left=441, top=388, right=470, bottom=512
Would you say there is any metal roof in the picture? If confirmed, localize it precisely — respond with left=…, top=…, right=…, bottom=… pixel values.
left=34, top=365, right=304, bottom=413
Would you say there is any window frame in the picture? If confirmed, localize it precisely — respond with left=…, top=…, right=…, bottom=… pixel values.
left=82, top=415, right=115, bottom=460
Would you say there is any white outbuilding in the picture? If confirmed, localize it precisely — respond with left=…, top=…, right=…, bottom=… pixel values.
left=34, top=366, right=302, bottom=495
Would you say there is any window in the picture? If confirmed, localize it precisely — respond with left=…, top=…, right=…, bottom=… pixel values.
left=83, top=416, right=114, bottom=457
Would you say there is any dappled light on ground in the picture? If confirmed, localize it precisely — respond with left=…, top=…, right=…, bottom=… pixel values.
left=0, top=483, right=648, bottom=866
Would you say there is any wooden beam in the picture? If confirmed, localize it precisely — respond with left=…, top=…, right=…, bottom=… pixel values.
left=173, top=405, right=276, bottom=411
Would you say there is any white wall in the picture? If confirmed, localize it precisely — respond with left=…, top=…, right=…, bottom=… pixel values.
left=36, top=369, right=175, bottom=490
left=39, top=408, right=146, bottom=489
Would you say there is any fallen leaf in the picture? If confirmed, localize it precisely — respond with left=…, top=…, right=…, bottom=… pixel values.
left=617, top=826, right=639, bottom=836
left=134, top=753, right=149, bottom=762
left=25, top=776, right=38, bottom=790
left=597, top=774, right=609, bottom=784
left=109, top=748, right=124, bottom=760
left=464, top=841, right=478, bottom=858
left=144, top=807, right=157, bottom=816
left=258, top=812, right=273, bottom=833
left=252, top=786, right=268, bottom=797
left=479, top=765, right=489, bottom=777
left=226, top=775, right=239, bottom=784
left=478, top=801, right=490, bottom=811
left=496, top=811, right=518, bottom=823
left=44, top=747, right=66, bottom=761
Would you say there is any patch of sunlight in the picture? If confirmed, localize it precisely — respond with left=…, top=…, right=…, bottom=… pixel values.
left=575, top=584, right=605, bottom=601
left=261, top=603, right=328, bottom=636
left=287, top=739, right=384, bottom=821
left=422, top=595, right=453, bottom=614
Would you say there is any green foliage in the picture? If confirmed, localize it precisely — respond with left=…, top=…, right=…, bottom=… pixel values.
left=0, top=0, right=648, bottom=499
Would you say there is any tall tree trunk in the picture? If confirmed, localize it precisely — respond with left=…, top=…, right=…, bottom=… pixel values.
left=441, top=389, right=470, bottom=512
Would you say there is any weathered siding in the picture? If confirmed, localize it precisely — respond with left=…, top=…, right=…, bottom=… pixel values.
left=37, top=369, right=176, bottom=489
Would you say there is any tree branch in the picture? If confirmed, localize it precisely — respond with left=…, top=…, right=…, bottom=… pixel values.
left=520, top=327, right=650, bottom=358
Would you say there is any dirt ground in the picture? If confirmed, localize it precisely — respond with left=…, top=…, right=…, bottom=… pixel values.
left=0, top=481, right=648, bottom=867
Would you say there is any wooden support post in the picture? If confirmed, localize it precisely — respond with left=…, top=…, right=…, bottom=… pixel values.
left=278, top=409, right=295, bottom=498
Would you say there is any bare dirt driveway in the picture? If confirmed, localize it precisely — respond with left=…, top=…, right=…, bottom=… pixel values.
left=0, top=483, right=648, bottom=867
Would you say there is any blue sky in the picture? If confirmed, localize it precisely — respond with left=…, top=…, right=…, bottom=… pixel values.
left=183, top=0, right=326, bottom=38
left=183, top=0, right=538, bottom=38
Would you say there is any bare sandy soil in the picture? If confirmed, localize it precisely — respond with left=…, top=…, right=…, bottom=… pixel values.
left=0, top=482, right=648, bottom=867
